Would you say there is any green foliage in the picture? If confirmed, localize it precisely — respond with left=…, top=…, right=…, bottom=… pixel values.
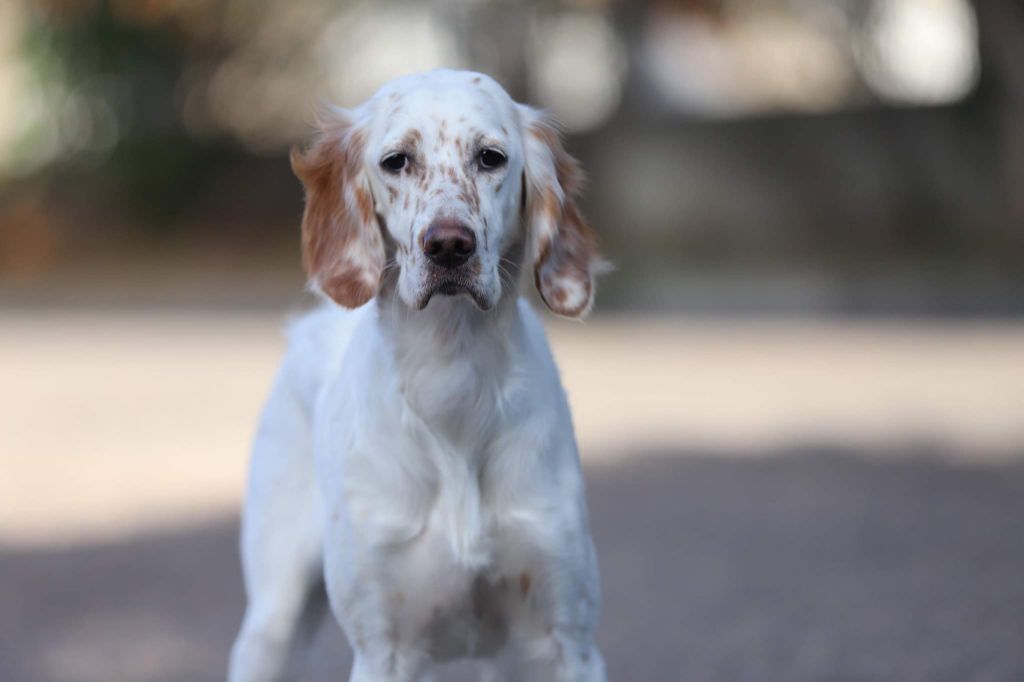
left=19, top=0, right=237, bottom=224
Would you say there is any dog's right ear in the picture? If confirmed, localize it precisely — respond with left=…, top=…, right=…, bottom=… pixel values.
left=291, top=107, right=384, bottom=308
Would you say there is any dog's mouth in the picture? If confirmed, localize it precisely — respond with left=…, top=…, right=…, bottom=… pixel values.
left=418, top=276, right=491, bottom=311
left=436, top=281, right=465, bottom=296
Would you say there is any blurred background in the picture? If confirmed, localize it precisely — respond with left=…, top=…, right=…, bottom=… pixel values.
left=2, top=1, right=1023, bottom=680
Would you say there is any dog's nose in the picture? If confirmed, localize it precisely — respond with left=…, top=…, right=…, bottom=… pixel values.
left=423, top=220, right=476, bottom=269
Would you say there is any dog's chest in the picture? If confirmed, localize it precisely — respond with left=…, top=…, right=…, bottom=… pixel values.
left=388, top=517, right=534, bottom=661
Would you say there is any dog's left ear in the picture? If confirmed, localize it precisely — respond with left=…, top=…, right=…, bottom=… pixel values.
left=519, top=106, right=607, bottom=319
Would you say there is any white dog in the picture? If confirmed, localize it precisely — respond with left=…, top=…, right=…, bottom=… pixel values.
left=228, top=69, right=607, bottom=682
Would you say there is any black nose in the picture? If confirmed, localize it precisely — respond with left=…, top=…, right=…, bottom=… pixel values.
left=423, top=220, right=476, bottom=268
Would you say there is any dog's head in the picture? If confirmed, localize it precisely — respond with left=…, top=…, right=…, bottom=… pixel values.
left=291, top=69, right=605, bottom=317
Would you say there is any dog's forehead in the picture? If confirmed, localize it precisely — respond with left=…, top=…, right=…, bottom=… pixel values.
left=371, top=71, right=517, bottom=146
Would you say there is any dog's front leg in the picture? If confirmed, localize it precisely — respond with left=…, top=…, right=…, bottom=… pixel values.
left=343, top=614, right=432, bottom=682
left=505, top=509, right=607, bottom=681
left=511, top=574, right=607, bottom=682
left=348, top=649, right=430, bottom=682
left=324, top=551, right=432, bottom=682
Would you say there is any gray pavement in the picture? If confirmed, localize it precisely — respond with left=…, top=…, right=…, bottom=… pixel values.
left=3, top=449, right=1024, bottom=682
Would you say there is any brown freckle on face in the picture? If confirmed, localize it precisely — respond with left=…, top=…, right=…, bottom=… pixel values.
left=387, top=186, right=397, bottom=201
left=403, top=194, right=410, bottom=210
left=457, top=184, right=480, bottom=214
left=472, top=76, right=482, bottom=84
left=400, top=128, right=422, bottom=152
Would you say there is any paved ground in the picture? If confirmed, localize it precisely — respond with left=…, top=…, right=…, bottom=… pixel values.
left=3, top=449, right=1024, bottom=682
left=3, top=310, right=1024, bottom=680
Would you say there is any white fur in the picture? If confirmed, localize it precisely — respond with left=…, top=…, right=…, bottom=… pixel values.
left=229, top=70, right=605, bottom=682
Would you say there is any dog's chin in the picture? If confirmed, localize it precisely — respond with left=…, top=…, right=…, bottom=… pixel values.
left=415, top=280, right=493, bottom=311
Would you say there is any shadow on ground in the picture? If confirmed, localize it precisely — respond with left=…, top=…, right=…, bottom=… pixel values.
left=3, top=449, right=1024, bottom=682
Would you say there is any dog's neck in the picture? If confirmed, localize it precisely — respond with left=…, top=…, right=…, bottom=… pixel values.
left=375, top=262, right=525, bottom=447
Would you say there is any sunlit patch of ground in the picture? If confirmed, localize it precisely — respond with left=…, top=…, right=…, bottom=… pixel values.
left=2, top=308, right=1023, bottom=546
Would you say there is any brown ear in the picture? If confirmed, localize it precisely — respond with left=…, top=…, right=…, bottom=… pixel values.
left=520, top=107, right=605, bottom=318
left=291, top=107, right=384, bottom=308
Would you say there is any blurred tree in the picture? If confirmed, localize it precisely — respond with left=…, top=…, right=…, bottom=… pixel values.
left=972, top=0, right=1024, bottom=254
left=18, top=0, right=239, bottom=225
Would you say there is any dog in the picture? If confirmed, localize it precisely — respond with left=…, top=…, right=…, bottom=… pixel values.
left=228, top=69, right=607, bottom=682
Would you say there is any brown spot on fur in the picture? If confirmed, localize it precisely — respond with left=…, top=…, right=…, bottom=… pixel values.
left=290, top=113, right=383, bottom=308
left=519, top=572, right=532, bottom=599
left=534, top=199, right=597, bottom=318
left=527, top=120, right=600, bottom=318
left=472, top=76, right=482, bottom=84
left=322, top=269, right=377, bottom=308
left=353, top=185, right=374, bottom=226
left=541, top=189, right=559, bottom=226
left=401, top=128, right=422, bottom=148
left=458, top=185, right=480, bottom=214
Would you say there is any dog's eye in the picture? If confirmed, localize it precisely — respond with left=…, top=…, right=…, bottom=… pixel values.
left=478, top=148, right=507, bottom=171
left=381, top=153, right=408, bottom=173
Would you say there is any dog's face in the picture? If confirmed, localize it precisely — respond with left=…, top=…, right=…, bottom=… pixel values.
left=291, top=69, right=604, bottom=318
left=364, top=72, right=523, bottom=311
